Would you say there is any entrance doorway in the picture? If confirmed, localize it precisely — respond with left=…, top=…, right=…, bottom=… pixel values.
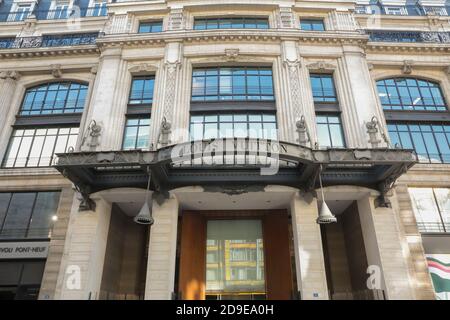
left=178, top=210, right=294, bottom=300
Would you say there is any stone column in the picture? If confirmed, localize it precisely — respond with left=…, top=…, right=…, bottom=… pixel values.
left=83, top=47, right=128, bottom=151
left=0, top=71, right=20, bottom=142
left=290, top=192, right=329, bottom=300
left=339, top=47, right=388, bottom=148
left=152, top=41, right=183, bottom=148
left=39, top=187, right=74, bottom=300
left=144, top=196, right=179, bottom=300
left=55, top=195, right=112, bottom=300
left=357, top=194, right=415, bottom=299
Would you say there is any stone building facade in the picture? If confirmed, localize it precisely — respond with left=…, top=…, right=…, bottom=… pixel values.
left=0, top=0, right=448, bottom=300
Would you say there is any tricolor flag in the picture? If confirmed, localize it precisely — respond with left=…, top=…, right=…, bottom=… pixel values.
left=426, top=255, right=450, bottom=300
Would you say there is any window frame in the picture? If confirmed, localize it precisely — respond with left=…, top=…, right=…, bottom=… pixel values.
left=190, top=66, right=275, bottom=102
left=376, top=77, right=448, bottom=113
left=18, top=81, right=89, bottom=117
left=0, top=191, right=61, bottom=240
left=2, top=126, right=80, bottom=168
left=121, top=116, right=151, bottom=150
left=193, top=17, right=270, bottom=30
left=138, top=20, right=164, bottom=33
left=386, top=122, right=450, bottom=164
left=299, top=18, right=326, bottom=31
left=315, top=113, right=346, bottom=149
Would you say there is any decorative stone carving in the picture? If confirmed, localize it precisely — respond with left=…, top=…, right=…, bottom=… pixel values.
left=306, top=61, right=336, bottom=72
left=162, top=60, right=181, bottom=122
left=168, top=8, right=184, bottom=30
left=402, top=60, right=413, bottom=75
left=158, top=117, right=172, bottom=147
left=0, top=70, right=21, bottom=80
left=284, top=59, right=302, bottom=119
left=296, top=116, right=311, bottom=147
left=278, top=7, right=295, bottom=28
left=51, top=64, right=62, bottom=78
left=90, top=65, right=98, bottom=75
left=128, top=63, right=155, bottom=73
left=81, top=120, right=102, bottom=150
left=224, top=48, right=239, bottom=61
left=366, top=116, right=382, bottom=148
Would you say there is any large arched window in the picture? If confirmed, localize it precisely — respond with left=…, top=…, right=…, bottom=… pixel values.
left=376, top=78, right=447, bottom=111
left=377, top=77, right=450, bottom=164
left=20, top=81, right=88, bottom=115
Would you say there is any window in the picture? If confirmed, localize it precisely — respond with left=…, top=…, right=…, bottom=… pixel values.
left=193, top=17, right=269, bottom=30
left=355, top=5, right=369, bottom=14
left=310, top=74, right=338, bottom=103
left=128, top=76, right=155, bottom=105
left=49, top=1, right=69, bottom=20
left=376, top=78, right=447, bottom=111
left=2, top=127, right=79, bottom=168
left=9, top=3, right=32, bottom=22
left=20, top=82, right=88, bottom=115
left=316, top=114, right=345, bottom=148
left=0, top=191, right=60, bottom=239
left=90, top=1, right=107, bottom=17
left=385, top=6, right=406, bottom=15
left=191, top=67, right=274, bottom=101
left=190, top=113, right=277, bottom=140
left=387, top=123, right=450, bottom=164
left=138, top=21, right=163, bottom=33
left=122, top=117, right=151, bottom=150
left=409, top=188, right=450, bottom=233
left=300, top=19, right=325, bottom=31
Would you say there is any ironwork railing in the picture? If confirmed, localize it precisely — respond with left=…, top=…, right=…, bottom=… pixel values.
left=0, top=6, right=108, bottom=23
left=330, top=289, right=386, bottom=300
left=0, top=33, right=99, bottom=49
left=367, top=30, right=450, bottom=43
left=417, top=222, right=450, bottom=233
left=98, top=291, right=144, bottom=300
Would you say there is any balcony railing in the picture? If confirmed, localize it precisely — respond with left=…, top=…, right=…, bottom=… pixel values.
left=0, top=33, right=99, bottom=49
left=0, top=228, right=52, bottom=239
left=0, top=6, right=108, bottom=23
left=367, top=30, right=450, bottom=44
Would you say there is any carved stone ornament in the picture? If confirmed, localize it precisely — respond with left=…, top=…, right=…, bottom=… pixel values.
left=158, top=117, right=172, bottom=147
left=306, top=61, right=336, bottom=72
left=51, top=64, right=63, bottom=78
left=224, top=48, right=239, bottom=62
left=278, top=6, right=294, bottom=29
left=128, top=63, right=155, bottom=73
left=402, top=60, right=413, bottom=75
left=0, top=70, right=21, bottom=80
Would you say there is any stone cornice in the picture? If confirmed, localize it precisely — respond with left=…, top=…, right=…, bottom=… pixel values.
left=0, top=45, right=100, bottom=59
left=97, top=29, right=368, bottom=48
left=365, top=42, right=450, bottom=54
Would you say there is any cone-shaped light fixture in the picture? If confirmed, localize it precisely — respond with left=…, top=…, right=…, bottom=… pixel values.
left=134, top=167, right=154, bottom=225
left=316, top=164, right=337, bottom=224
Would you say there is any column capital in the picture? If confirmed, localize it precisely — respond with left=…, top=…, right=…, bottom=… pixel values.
left=0, top=70, right=21, bottom=81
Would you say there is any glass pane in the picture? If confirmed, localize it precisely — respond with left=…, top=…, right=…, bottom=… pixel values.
left=206, top=220, right=265, bottom=296
left=28, top=192, right=60, bottom=238
left=1, top=193, right=36, bottom=239
left=409, top=188, right=445, bottom=232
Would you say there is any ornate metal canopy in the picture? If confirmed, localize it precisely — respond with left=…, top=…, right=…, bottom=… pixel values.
left=54, top=139, right=417, bottom=211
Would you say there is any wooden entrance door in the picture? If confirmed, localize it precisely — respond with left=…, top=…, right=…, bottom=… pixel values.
left=178, top=210, right=293, bottom=300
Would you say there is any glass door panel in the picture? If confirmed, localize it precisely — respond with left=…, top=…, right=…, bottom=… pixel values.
left=205, top=219, right=266, bottom=300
